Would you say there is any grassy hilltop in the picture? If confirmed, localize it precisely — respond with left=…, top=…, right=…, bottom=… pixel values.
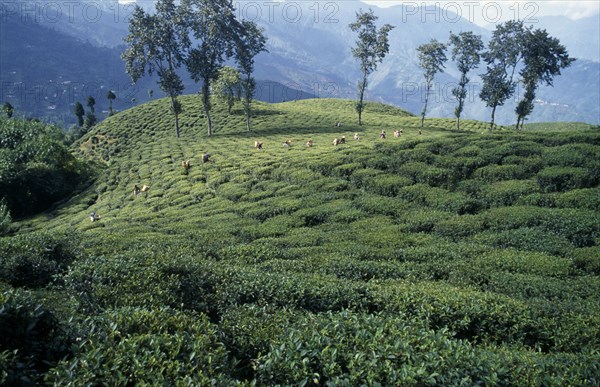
left=3, top=97, right=600, bottom=385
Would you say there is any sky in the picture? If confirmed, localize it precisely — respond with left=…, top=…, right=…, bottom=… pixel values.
left=363, top=0, right=600, bottom=26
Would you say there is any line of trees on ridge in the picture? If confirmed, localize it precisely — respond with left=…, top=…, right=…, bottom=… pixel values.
left=121, top=0, right=267, bottom=138
left=349, top=11, right=574, bottom=131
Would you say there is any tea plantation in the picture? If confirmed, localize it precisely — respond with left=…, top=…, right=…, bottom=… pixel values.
left=2, top=96, right=600, bottom=385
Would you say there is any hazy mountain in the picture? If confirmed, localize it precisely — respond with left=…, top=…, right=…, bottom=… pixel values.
left=1, top=0, right=598, bottom=125
left=0, top=4, right=312, bottom=126
left=0, top=15, right=148, bottom=124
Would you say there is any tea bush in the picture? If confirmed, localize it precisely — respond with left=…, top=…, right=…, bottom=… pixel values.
left=46, top=307, right=233, bottom=385
left=434, top=214, right=485, bottom=240
left=473, top=164, right=531, bottom=182
left=371, top=281, right=534, bottom=344
left=471, top=249, right=572, bottom=277
left=253, top=311, right=480, bottom=386
left=554, top=187, right=600, bottom=210
left=0, top=287, right=72, bottom=385
left=570, top=246, right=600, bottom=275
left=478, top=206, right=600, bottom=247
left=437, top=156, right=486, bottom=180
left=368, top=174, right=413, bottom=196
left=543, top=143, right=600, bottom=167
left=11, top=97, right=600, bottom=383
left=397, top=184, right=479, bottom=214
left=473, top=228, right=571, bottom=256
left=537, top=166, right=594, bottom=192
left=477, top=179, right=540, bottom=207
left=62, top=253, right=184, bottom=312
left=0, top=230, right=80, bottom=288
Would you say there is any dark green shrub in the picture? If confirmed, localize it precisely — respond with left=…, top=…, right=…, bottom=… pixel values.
left=398, top=147, right=438, bottom=163
left=477, top=179, right=540, bottom=207
left=219, top=241, right=285, bottom=264
left=537, top=166, right=593, bottom=192
left=241, top=214, right=303, bottom=239
left=473, top=164, right=530, bottom=182
left=472, top=249, right=572, bottom=277
left=416, top=165, right=453, bottom=187
left=372, top=281, right=534, bottom=344
left=350, top=168, right=383, bottom=188
left=220, top=305, right=302, bottom=379
left=368, top=174, right=413, bottom=196
left=0, top=117, right=92, bottom=218
left=479, top=206, right=600, bottom=247
left=0, top=287, right=72, bottom=385
left=0, top=199, right=10, bottom=235
left=571, top=246, right=600, bottom=275
left=502, top=155, right=544, bottom=174
left=434, top=215, right=485, bottom=240
left=253, top=309, right=599, bottom=385
left=320, top=257, right=410, bottom=281
left=218, top=182, right=250, bottom=201
left=397, top=208, right=453, bottom=232
left=397, top=184, right=480, bottom=214
left=46, top=307, right=233, bottom=385
left=332, top=162, right=362, bottom=178
left=516, top=192, right=557, bottom=208
left=62, top=253, right=183, bottom=312
left=0, top=231, right=80, bottom=288
left=473, top=228, right=571, bottom=256
left=253, top=311, right=484, bottom=386
left=554, top=188, right=600, bottom=210
left=488, top=140, right=543, bottom=160
left=243, top=197, right=301, bottom=221
left=437, top=156, right=486, bottom=180
left=353, top=193, right=411, bottom=217
left=451, top=144, right=482, bottom=157
left=544, top=143, right=600, bottom=168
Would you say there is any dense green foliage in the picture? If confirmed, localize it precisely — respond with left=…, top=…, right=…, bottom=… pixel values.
left=3, top=97, right=600, bottom=384
left=0, top=117, right=91, bottom=218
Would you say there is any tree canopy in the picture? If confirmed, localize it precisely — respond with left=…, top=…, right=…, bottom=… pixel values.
left=349, top=9, right=394, bottom=126
left=448, top=31, right=483, bottom=130
left=122, top=0, right=188, bottom=137
left=417, top=39, right=447, bottom=128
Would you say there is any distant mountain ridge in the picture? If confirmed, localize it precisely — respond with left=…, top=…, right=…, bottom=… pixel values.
left=1, top=0, right=598, bottom=125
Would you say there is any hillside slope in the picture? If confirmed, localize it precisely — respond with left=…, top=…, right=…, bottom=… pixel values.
left=6, top=97, right=600, bottom=385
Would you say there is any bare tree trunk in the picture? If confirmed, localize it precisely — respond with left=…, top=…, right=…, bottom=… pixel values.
left=421, top=82, right=431, bottom=128
left=489, top=105, right=497, bottom=132
left=357, top=70, right=368, bottom=126
left=202, top=81, right=212, bottom=136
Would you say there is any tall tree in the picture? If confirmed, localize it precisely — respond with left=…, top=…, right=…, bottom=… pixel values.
left=106, top=90, right=116, bottom=115
left=480, top=20, right=526, bottom=132
left=2, top=102, right=13, bottom=118
left=84, top=111, right=97, bottom=130
left=213, top=66, right=241, bottom=114
left=234, top=20, right=267, bottom=131
left=515, top=28, right=574, bottom=130
left=448, top=31, right=483, bottom=130
left=349, top=9, right=394, bottom=126
left=181, top=0, right=237, bottom=136
left=74, top=102, right=85, bottom=127
left=417, top=39, right=447, bottom=128
left=86, top=96, right=96, bottom=113
left=122, top=0, right=188, bottom=138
